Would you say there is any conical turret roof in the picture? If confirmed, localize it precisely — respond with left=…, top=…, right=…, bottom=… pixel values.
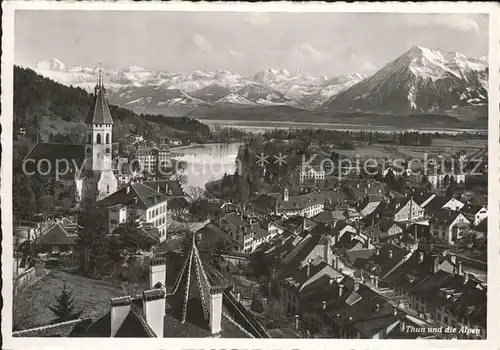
left=86, top=75, right=113, bottom=125
left=167, top=233, right=212, bottom=327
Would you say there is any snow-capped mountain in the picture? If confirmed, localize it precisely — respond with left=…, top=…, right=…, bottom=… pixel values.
left=29, top=48, right=488, bottom=113
left=36, top=58, right=67, bottom=72
left=321, top=46, right=488, bottom=113
left=301, top=73, right=367, bottom=108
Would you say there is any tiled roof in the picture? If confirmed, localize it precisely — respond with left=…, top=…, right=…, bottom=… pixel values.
left=168, top=197, right=190, bottom=210
left=430, top=210, right=465, bottom=226
left=461, top=204, right=485, bottom=215
left=97, top=182, right=166, bottom=210
left=353, top=245, right=409, bottom=278
left=83, top=305, right=155, bottom=337
left=144, top=180, right=186, bottom=197
left=38, top=223, right=78, bottom=246
left=383, top=250, right=436, bottom=285
left=411, top=188, right=434, bottom=206
left=85, top=85, right=114, bottom=124
left=424, top=195, right=453, bottom=211
left=409, top=270, right=486, bottom=328
left=313, top=210, right=346, bottom=224
left=23, top=143, right=85, bottom=178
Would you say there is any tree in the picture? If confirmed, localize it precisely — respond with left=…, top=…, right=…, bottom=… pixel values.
left=76, top=208, right=108, bottom=275
left=123, top=260, right=147, bottom=296
left=13, top=174, right=35, bottom=222
left=263, top=298, right=288, bottom=329
left=115, top=211, right=143, bottom=266
left=48, top=278, right=83, bottom=324
left=250, top=294, right=265, bottom=313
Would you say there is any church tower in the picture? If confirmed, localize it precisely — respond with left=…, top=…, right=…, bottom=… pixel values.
left=81, top=68, right=118, bottom=205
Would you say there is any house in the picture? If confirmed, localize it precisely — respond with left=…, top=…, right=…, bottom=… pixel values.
left=217, top=213, right=283, bottom=253
left=279, top=258, right=344, bottom=315
left=135, top=148, right=171, bottom=176
left=408, top=269, right=486, bottom=338
left=218, top=213, right=255, bottom=253
left=37, top=218, right=79, bottom=255
left=298, top=166, right=325, bottom=184
left=429, top=210, right=471, bottom=246
left=313, top=210, right=346, bottom=226
left=423, top=195, right=464, bottom=212
left=460, top=204, right=487, bottom=227
left=390, top=198, right=425, bottom=223
left=97, top=182, right=168, bottom=242
left=427, top=173, right=466, bottom=188
left=410, top=188, right=435, bottom=208
left=352, top=244, right=413, bottom=280
left=346, top=207, right=361, bottom=223
left=375, top=218, right=404, bottom=241
left=252, top=188, right=325, bottom=218
left=357, top=195, right=384, bottom=218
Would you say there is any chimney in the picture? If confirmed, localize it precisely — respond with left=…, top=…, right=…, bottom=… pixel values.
left=463, top=272, right=469, bottom=284
left=364, top=236, right=370, bottom=249
left=456, top=261, right=463, bottom=276
left=294, top=314, right=300, bottom=332
left=110, top=296, right=132, bottom=337
left=126, top=186, right=131, bottom=194
left=302, top=216, right=307, bottom=231
left=388, top=249, right=393, bottom=259
left=324, top=240, right=332, bottom=265
left=236, top=292, right=241, bottom=301
left=393, top=306, right=397, bottom=316
left=376, top=247, right=380, bottom=256
left=334, top=255, right=339, bottom=270
left=338, top=284, right=344, bottom=297
left=142, top=288, right=166, bottom=337
left=374, top=276, right=379, bottom=288
left=306, top=259, right=313, bottom=277
left=149, top=257, right=166, bottom=289
left=375, top=303, right=380, bottom=312
left=329, top=277, right=334, bottom=285
left=417, top=252, right=424, bottom=264
left=209, top=286, right=224, bottom=335
left=354, top=282, right=359, bottom=291
left=432, top=256, right=440, bottom=274
left=450, top=254, right=457, bottom=265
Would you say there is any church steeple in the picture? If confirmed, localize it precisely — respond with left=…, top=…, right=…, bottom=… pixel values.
left=81, top=64, right=118, bottom=203
left=86, top=66, right=113, bottom=125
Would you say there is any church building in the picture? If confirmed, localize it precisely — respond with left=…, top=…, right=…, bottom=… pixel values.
left=23, top=70, right=118, bottom=207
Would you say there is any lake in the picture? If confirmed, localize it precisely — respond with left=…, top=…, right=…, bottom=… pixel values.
left=169, top=143, right=241, bottom=189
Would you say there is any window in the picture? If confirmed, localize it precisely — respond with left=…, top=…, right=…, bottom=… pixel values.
left=96, top=133, right=102, bottom=144
left=106, top=185, right=110, bottom=193
left=106, top=133, right=110, bottom=144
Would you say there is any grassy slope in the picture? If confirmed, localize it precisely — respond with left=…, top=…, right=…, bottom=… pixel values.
left=14, top=270, right=123, bottom=327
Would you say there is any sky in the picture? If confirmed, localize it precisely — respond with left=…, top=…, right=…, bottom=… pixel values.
left=15, top=11, right=489, bottom=77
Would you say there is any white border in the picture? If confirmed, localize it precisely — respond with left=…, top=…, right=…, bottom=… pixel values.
left=2, top=2, right=499, bottom=350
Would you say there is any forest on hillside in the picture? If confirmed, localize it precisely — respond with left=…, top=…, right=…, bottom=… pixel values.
left=13, top=66, right=211, bottom=143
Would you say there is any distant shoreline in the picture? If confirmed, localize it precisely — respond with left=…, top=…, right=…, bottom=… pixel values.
left=199, top=119, right=488, bottom=135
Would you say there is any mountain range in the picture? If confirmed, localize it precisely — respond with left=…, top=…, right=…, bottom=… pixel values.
left=31, top=45, right=488, bottom=115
